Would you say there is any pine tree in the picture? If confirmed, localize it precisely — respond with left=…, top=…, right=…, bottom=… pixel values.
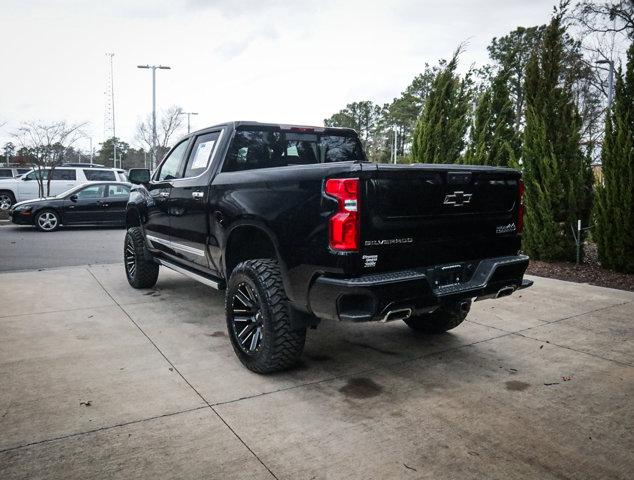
left=411, top=49, right=472, bottom=164
left=521, top=5, right=593, bottom=262
left=594, top=42, right=634, bottom=273
left=465, top=68, right=517, bottom=166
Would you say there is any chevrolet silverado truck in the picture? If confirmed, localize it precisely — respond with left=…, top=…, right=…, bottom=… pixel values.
left=124, top=121, right=532, bottom=373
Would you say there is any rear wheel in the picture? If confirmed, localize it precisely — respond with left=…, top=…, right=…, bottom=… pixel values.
left=0, top=191, right=15, bottom=211
left=226, top=259, right=306, bottom=373
left=404, top=300, right=471, bottom=334
left=35, top=209, right=60, bottom=232
left=124, top=227, right=159, bottom=289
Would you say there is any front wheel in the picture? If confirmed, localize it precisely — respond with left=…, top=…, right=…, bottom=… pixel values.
left=35, top=209, right=60, bottom=232
left=226, top=259, right=306, bottom=373
left=124, top=227, right=159, bottom=289
left=404, top=300, right=471, bottom=334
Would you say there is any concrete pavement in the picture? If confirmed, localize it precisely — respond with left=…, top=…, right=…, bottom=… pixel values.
left=0, top=263, right=632, bottom=479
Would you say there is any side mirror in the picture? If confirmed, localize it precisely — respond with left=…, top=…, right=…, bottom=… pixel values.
left=22, top=176, right=30, bottom=181
left=128, top=168, right=151, bottom=185
left=69, top=194, right=78, bottom=203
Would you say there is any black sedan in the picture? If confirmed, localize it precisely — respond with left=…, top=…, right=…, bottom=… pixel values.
left=9, top=182, right=132, bottom=232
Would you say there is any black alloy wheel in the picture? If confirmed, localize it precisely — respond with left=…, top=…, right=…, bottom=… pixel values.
left=124, top=227, right=159, bottom=289
left=229, top=282, right=264, bottom=354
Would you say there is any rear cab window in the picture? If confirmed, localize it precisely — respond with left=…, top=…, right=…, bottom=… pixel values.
left=222, top=127, right=364, bottom=172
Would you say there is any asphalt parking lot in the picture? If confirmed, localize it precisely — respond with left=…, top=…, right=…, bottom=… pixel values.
left=0, top=260, right=633, bottom=479
left=0, top=222, right=124, bottom=272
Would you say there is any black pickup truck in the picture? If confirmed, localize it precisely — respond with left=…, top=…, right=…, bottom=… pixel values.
left=124, top=121, right=531, bottom=373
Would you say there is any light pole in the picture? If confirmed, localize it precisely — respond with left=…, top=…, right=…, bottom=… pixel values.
left=137, top=64, right=171, bottom=169
left=178, top=111, right=198, bottom=134
left=596, top=59, right=615, bottom=109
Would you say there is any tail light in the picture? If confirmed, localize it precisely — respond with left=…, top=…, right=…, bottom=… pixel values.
left=325, top=178, right=359, bottom=251
left=517, top=179, right=525, bottom=234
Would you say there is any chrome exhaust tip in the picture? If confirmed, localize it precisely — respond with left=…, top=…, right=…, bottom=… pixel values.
left=380, top=308, right=413, bottom=323
left=459, top=300, right=471, bottom=313
left=495, top=286, right=515, bottom=299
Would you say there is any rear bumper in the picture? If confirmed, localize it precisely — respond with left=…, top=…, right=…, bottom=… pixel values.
left=308, top=255, right=531, bottom=322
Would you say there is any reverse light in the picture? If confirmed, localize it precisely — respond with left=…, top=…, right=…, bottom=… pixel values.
left=325, top=178, right=359, bottom=251
left=517, top=179, right=525, bottom=234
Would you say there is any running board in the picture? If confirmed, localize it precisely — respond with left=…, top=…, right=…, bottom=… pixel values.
left=157, top=259, right=225, bottom=290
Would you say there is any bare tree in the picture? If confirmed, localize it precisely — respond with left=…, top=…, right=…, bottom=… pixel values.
left=12, top=120, right=87, bottom=197
left=575, top=1, right=634, bottom=38
left=135, top=105, right=185, bottom=163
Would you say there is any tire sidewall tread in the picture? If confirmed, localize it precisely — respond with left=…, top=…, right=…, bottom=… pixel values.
left=226, top=259, right=305, bottom=374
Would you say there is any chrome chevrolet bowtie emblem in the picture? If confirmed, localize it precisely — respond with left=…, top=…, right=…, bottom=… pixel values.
left=443, top=191, right=472, bottom=207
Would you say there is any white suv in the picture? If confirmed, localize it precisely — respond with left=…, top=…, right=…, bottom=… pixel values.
left=0, top=167, right=127, bottom=210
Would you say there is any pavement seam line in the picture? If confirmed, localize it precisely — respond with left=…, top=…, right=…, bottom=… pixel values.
left=0, top=406, right=208, bottom=454
left=511, top=331, right=634, bottom=367
left=516, top=299, right=633, bottom=333
left=86, top=268, right=280, bottom=480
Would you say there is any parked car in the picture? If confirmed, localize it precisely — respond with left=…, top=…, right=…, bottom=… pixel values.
left=9, top=181, right=131, bottom=231
left=0, top=167, right=31, bottom=179
left=123, top=121, right=532, bottom=373
left=0, top=166, right=127, bottom=210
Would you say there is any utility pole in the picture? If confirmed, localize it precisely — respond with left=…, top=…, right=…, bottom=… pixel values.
left=106, top=53, right=118, bottom=168
left=178, top=111, right=198, bottom=134
left=137, top=64, right=171, bottom=169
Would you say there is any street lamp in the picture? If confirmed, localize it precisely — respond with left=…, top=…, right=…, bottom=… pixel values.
left=596, top=59, right=615, bottom=108
left=178, top=111, right=199, bottom=134
left=137, top=64, right=171, bottom=169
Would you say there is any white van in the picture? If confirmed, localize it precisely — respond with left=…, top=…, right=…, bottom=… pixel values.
left=0, top=167, right=127, bottom=210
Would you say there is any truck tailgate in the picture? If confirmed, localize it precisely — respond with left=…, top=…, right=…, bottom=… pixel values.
left=359, top=163, right=522, bottom=271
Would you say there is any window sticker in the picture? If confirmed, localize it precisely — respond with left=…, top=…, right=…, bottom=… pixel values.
left=192, top=140, right=215, bottom=170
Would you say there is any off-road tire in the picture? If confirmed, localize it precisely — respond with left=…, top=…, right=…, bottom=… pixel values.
left=34, top=209, right=60, bottom=232
left=124, top=227, right=159, bottom=289
left=404, top=300, right=471, bottom=334
left=226, top=259, right=306, bottom=373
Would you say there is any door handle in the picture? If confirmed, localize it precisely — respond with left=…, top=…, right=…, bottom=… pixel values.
left=192, top=191, right=204, bottom=199
left=159, top=192, right=170, bottom=198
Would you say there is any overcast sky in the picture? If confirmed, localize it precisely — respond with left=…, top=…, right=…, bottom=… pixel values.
left=0, top=0, right=558, bottom=152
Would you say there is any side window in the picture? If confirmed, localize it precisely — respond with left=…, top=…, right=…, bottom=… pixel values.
left=84, top=169, right=116, bottom=181
left=25, top=169, right=49, bottom=180
left=76, top=184, right=105, bottom=199
left=107, top=185, right=130, bottom=198
left=51, top=169, right=77, bottom=180
left=17, top=169, right=30, bottom=174
left=157, top=140, right=189, bottom=181
left=0, top=169, right=12, bottom=178
left=183, top=131, right=220, bottom=178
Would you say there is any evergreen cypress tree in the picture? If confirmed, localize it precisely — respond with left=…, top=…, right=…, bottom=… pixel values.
left=594, top=42, right=634, bottom=273
left=521, top=6, right=593, bottom=261
left=412, top=49, right=471, bottom=164
left=465, top=68, right=517, bottom=166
